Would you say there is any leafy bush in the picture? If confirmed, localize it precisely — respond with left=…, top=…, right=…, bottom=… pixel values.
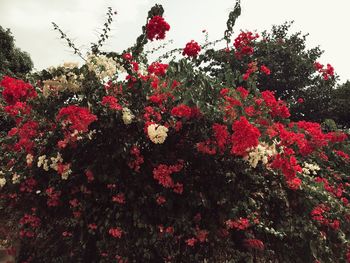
left=0, top=3, right=349, bottom=262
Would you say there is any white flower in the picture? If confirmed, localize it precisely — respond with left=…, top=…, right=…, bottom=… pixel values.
left=26, top=154, right=34, bottom=166
left=61, top=168, right=72, bottom=180
left=63, top=62, right=79, bottom=69
left=245, top=142, right=277, bottom=168
left=0, top=177, right=6, bottom=188
left=122, top=108, right=134, bottom=125
left=87, top=129, right=96, bottom=140
left=86, top=54, right=123, bottom=82
left=302, top=162, right=320, bottom=175
left=12, top=173, right=20, bottom=184
left=147, top=124, right=169, bottom=144
left=50, top=153, right=63, bottom=171
left=37, top=155, right=47, bottom=168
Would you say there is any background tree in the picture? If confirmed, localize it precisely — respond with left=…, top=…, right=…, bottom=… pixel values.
left=330, top=81, right=350, bottom=128
left=199, top=22, right=342, bottom=125
left=0, top=25, right=33, bottom=79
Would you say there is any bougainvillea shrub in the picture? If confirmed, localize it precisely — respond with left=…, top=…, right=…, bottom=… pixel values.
left=0, top=3, right=349, bottom=263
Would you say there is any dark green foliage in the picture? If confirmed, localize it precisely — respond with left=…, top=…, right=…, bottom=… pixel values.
left=0, top=26, right=33, bottom=79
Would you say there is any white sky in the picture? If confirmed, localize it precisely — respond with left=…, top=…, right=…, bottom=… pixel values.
left=0, top=0, right=349, bottom=83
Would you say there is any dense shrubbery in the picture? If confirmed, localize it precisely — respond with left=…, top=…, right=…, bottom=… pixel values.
left=0, top=3, right=349, bottom=262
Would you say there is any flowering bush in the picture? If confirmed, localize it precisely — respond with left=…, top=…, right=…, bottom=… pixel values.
left=0, top=3, right=349, bottom=262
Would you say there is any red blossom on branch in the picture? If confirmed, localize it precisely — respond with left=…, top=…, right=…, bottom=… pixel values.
left=146, top=16, right=170, bottom=41
left=183, top=40, right=201, bottom=57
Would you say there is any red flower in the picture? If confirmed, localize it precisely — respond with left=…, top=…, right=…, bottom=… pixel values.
left=226, top=218, right=250, bottom=230
left=173, top=182, right=183, bottom=194
left=146, top=15, right=170, bottom=41
left=56, top=105, right=97, bottom=132
left=334, top=150, right=349, bottom=160
left=122, top=53, right=132, bottom=60
left=148, top=62, right=169, bottom=76
left=183, top=40, right=201, bottom=57
left=112, top=193, right=126, bottom=204
left=233, top=31, right=259, bottom=59
left=231, top=116, right=260, bottom=156
left=260, top=65, right=271, bottom=75
left=261, top=90, right=290, bottom=118
left=326, top=63, right=334, bottom=76
left=153, top=162, right=183, bottom=189
left=128, top=146, right=144, bottom=172
left=197, top=140, right=216, bottom=155
left=212, top=123, right=229, bottom=152
left=88, top=223, right=97, bottom=230
left=101, top=96, right=122, bottom=111
left=185, top=238, right=197, bottom=247
left=244, top=238, right=264, bottom=250
left=236, top=86, right=249, bottom=99
left=4, top=102, right=32, bottom=117
left=171, top=104, right=192, bottom=118
left=314, top=62, right=323, bottom=71
left=109, top=227, right=123, bottom=238
left=314, top=62, right=334, bottom=80
left=297, top=98, right=304, bottom=103
left=243, top=62, right=258, bottom=81
left=85, top=170, right=94, bottom=182
left=156, top=195, right=166, bottom=205
left=0, top=76, right=37, bottom=105
left=196, top=229, right=208, bottom=243
left=287, top=177, right=302, bottom=190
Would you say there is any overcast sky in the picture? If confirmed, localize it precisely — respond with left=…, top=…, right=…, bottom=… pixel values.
left=1, top=0, right=349, bottom=83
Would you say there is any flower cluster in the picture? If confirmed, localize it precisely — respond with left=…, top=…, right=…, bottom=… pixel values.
left=152, top=162, right=183, bottom=191
left=234, top=31, right=259, bottom=59
left=87, top=54, right=122, bottom=81
left=182, top=40, right=201, bottom=57
left=147, top=124, right=169, bottom=144
left=56, top=105, right=97, bottom=133
left=0, top=76, right=37, bottom=105
left=148, top=62, right=169, bottom=76
left=231, top=116, right=261, bottom=156
left=146, top=15, right=170, bottom=41
left=314, top=62, right=334, bottom=80
left=171, top=104, right=192, bottom=118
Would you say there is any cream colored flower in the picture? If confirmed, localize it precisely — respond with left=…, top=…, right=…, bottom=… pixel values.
left=86, top=54, right=123, bottom=82
left=122, top=108, right=134, bottom=125
left=12, top=173, right=20, bottom=184
left=26, top=154, right=34, bottom=166
left=244, top=142, right=277, bottom=168
left=63, top=62, right=79, bottom=69
left=50, top=153, right=63, bottom=171
left=147, top=124, right=169, bottom=144
left=60, top=164, right=72, bottom=180
left=0, top=177, right=6, bottom=188
left=302, top=162, right=320, bottom=175
left=37, top=155, right=47, bottom=168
